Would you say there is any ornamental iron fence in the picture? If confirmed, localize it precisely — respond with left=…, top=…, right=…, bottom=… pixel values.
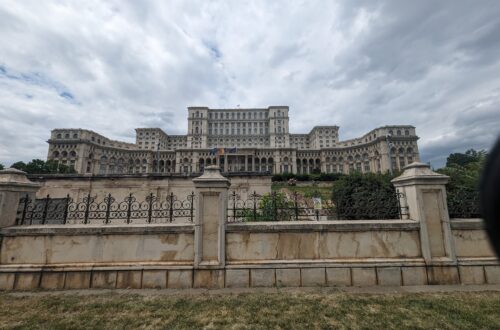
left=227, top=190, right=408, bottom=222
left=447, top=188, right=481, bottom=218
left=16, top=192, right=195, bottom=225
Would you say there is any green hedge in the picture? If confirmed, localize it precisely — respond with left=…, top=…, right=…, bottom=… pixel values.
left=331, top=172, right=400, bottom=219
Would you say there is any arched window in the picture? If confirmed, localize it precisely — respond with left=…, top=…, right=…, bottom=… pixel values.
left=99, top=156, right=107, bottom=175
left=117, top=158, right=124, bottom=174
left=56, top=133, right=62, bottom=139
left=69, top=151, right=77, bottom=157
left=397, top=130, right=402, bottom=136
left=109, top=157, right=116, bottom=174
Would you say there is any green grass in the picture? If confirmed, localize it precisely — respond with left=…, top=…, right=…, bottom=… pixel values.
left=272, top=182, right=334, bottom=200
left=1, top=291, right=499, bottom=329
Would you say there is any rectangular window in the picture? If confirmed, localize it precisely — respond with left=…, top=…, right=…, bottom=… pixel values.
left=364, top=162, right=370, bottom=172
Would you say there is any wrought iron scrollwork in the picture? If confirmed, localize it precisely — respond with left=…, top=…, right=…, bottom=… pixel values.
left=227, top=189, right=408, bottom=222
left=16, top=192, right=196, bottom=225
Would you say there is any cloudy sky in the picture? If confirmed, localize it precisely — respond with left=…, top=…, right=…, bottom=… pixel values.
left=1, top=1, right=499, bottom=168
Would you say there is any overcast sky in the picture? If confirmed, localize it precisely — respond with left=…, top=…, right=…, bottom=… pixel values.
left=1, top=1, right=499, bottom=168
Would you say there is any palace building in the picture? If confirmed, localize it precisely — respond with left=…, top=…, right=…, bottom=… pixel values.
left=46, top=106, right=420, bottom=175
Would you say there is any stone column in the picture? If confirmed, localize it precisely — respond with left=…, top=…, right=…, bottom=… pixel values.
left=392, top=162, right=456, bottom=264
left=192, top=166, right=230, bottom=268
left=0, top=169, right=41, bottom=228
left=252, top=157, right=255, bottom=172
left=244, top=156, right=248, bottom=172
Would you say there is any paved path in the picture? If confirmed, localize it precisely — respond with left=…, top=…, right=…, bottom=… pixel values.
left=6, top=284, right=500, bottom=297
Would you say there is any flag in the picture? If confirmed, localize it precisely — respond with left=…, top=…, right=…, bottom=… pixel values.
left=218, top=148, right=225, bottom=155
left=225, top=147, right=237, bottom=154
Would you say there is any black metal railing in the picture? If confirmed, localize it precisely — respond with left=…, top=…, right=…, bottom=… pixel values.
left=227, top=190, right=408, bottom=222
left=447, top=188, right=481, bottom=218
left=16, top=192, right=195, bottom=225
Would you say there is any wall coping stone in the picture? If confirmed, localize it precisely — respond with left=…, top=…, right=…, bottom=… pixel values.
left=450, top=218, right=485, bottom=230
left=192, top=165, right=230, bottom=186
left=226, top=220, right=419, bottom=233
left=0, top=223, right=194, bottom=236
left=391, top=162, right=449, bottom=186
left=0, top=168, right=41, bottom=190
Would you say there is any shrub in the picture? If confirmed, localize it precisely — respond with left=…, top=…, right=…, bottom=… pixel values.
left=331, top=172, right=400, bottom=219
left=240, top=192, right=294, bottom=222
left=295, top=174, right=310, bottom=181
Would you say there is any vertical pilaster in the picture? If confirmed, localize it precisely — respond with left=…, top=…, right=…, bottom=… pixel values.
left=192, top=166, right=230, bottom=268
left=392, top=162, right=456, bottom=264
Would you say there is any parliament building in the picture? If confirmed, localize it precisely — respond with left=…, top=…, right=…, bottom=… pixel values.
left=46, top=106, right=420, bottom=175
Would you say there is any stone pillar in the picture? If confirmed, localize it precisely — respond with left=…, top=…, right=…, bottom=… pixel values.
left=0, top=169, right=41, bottom=228
left=192, top=166, right=230, bottom=268
left=244, top=156, right=248, bottom=172
left=252, top=157, right=255, bottom=172
left=392, top=162, right=456, bottom=264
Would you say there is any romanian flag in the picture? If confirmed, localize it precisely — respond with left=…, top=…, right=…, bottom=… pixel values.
left=218, top=148, right=225, bottom=155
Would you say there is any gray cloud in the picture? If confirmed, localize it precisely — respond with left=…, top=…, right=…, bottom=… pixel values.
left=0, top=0, right=499, bottom=168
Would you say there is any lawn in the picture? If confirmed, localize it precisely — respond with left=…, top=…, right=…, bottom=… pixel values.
left=1, top=290, right=499, bottom=329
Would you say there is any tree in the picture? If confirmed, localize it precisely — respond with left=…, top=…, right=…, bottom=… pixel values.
left=10, top=161, right=27, bottom=172
left=437, top=149, right=486, bottom=218
left=25, top=159, right=48, bottom=174
left=9, top=159, right=77, bottom=174
left=446, top=149, right=487, bottom=168
left=0, top=163, right=4, bottom=170
left=438, top=149, right=487, bottom=192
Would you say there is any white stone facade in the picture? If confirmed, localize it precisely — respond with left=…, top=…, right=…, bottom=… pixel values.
left=47, top=106, right=420, bottom=175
